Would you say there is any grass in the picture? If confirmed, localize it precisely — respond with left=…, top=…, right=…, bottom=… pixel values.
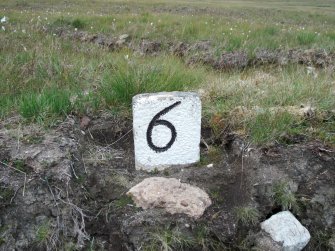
left=194, top=224, right=226, bottom=250
left=0, top=0, right=333, bottom=146
left=100, top=56, right=204, bottom=108
left=203, top=65, right=335, bottom=144
left=234, top=206, right=260, bottom=225
left=144, top=224, right=226, bottom=251
left=114, top=195, right=134, bottom=209
left=247, top=111, right=298, bottom=143
left=144, top=227, right=195, bottom=251
left=19, top=88, right=72, bottom=122
left=307, top=229, right=334, bottom=251
left=0, top=186, right=15, bottom=205
left=272, top=181, right=299, bottom=212
left=297, top=32, right=318, bottom=46
left=35, top=221, right=51, bottom=247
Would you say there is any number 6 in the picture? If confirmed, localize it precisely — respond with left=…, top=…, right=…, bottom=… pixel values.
left=146, top=101, right=181, bottom=153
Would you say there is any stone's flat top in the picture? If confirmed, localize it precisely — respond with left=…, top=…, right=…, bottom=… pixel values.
left=126, top=177, right=211, bottom=219
left=261, top=211, right=311, bottom=251
left=133, top=91, right=200, bottom=101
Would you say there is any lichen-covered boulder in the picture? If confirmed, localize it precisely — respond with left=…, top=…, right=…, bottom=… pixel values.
left=127, top=177, right=211, bottom=219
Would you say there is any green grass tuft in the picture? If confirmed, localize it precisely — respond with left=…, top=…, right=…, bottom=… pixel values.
left=71, top=18, right=86, bottom=29
left=297, top=32, right=318, bottom=45
left=235, top=206, right=260, bottom=225
left=272, top=181, right=299, bottom=211
left=144, top=227, right=195, bottom=251
left=19, top=88, right=72, bottom=122
left=247, top=111, right=298, bottom=144
left=100, top=56, right=204, bottom=107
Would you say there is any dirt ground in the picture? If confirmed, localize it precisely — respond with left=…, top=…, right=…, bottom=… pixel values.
left=0, top=114, right=334, bottom=250
left=51, top=27, right=335, bottom=71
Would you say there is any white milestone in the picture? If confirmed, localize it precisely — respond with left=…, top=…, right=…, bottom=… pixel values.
left=132, top=92, right=201, bottom=171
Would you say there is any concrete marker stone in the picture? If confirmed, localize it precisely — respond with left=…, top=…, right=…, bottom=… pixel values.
left=132, top=92, right=201, bottom=171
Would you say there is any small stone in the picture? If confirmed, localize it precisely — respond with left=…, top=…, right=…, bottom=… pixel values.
left=116, top=34, right=130, bottom=47
left=261, top=211, right=310, bottom=251
left=118, top=34, right=129, bottom=41
left=127, top=177, right=211, bottom=219
left=80, top=116, right=91, bottom=129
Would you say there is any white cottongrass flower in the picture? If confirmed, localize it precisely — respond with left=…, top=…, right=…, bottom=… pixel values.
left=1, top=26, right=5, bottom=31
left=1, top=16, right=7, bottom=23
left=74, top=28, right=78, bottom=31
left=150, top=22, right=153, bottom=26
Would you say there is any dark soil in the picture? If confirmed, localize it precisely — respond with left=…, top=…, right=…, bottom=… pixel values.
left=48, top=26, right=335, bottom=71
left=0, top=115, right=334, bottom=250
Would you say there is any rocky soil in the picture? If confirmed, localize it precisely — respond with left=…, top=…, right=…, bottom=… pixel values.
left=0, top=114, right=334, bottom=250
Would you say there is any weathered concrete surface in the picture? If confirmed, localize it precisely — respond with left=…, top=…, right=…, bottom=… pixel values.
left=261, top=211, right=311, bottom=251
left=126, top=177, right=211, bottom=219
left=132, top=92, right=201, bottom=171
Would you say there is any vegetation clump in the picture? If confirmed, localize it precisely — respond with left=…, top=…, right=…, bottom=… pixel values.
left=272, top=181, right=299, bottom=212
left=235, top=206, right=260, bottom=226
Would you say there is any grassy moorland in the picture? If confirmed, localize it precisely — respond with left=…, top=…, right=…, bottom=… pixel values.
left=0, top=0, right=334, bottom=144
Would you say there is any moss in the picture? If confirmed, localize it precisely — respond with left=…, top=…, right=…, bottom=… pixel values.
left=114, top=195, right=134, bottom=209
left=0, top=186, right=15, bottom=205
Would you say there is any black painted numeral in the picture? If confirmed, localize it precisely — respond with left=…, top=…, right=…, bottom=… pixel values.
left=146, top=101, right=181, bottom=153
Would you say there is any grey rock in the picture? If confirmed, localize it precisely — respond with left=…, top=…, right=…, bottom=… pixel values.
left=261, top=211, right=310, bottom=251
left=254, top=232, right=284, bottom=251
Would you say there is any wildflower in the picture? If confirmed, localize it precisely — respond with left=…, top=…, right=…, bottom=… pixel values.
left=22, top=29, right=26, bottom=33
left=1, top=26, right=5, bottom=31
left=230, top=27, right=233, bottom=30
left=75, top=28, right=78, bottom=31
left=1, top=16, right=7, bottom=23
left=150, top=22, right=153, bottom=26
